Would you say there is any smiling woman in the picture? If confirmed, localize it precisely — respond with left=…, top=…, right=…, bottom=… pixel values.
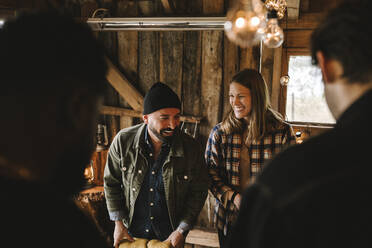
left=205, top=68, right=296, bottom=248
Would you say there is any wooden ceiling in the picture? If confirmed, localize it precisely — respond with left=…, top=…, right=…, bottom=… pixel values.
left=1, top=0, right=344, bottom=18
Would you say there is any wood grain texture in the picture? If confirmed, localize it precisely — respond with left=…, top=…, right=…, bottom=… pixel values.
left=201, top=30, right=223, bottom=137
left=284, top=29, right=313, bottom=49
left=94, top=1, right=120, bottom=144
left=117, top=0, right=139, bottom=129
left=106, top=58, right=144, bottom=111
left=185, top=227, right=219, bottom=248
left=159, top=31, right=183, bottom=97
left=199, top=0, right=224, bottom=140
left=182, top=31, right=202, bottom=116
left=260, top=44, right=275, bottom=97
left=160, top=0, right=172, bottom=13
left=222, top=38, right=239, bottom=119
left=180, top=0, right=203, bottom=138
left=239, top=44, right=261, bottom=71
left=138, top=0, right=160, bottom=93
left=271, top=46, right=283, bottom=111
left=202, top=0, right=224, bottom=15
left=282, top=13, right=324, bottom=30
left=138, top=31, right=159, bottom=93
left=286, top=0, right=300, bottom=20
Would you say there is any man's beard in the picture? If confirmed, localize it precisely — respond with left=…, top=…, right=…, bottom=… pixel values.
left=148, top=124, right=179, bottom=144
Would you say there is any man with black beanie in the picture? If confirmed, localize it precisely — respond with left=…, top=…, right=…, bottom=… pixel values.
left=104, top=82, right=209, bottom=248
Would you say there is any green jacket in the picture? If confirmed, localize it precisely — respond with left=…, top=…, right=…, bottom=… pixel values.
left=104, top=123, right=209, bottom=231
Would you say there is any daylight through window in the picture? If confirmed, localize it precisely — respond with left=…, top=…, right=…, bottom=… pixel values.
left=286, top=56, right=335, bottom=124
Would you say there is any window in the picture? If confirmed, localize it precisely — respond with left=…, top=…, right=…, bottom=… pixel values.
left=285, top=55, right=335, bottom=124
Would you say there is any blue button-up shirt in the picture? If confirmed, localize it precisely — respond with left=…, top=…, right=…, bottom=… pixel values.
left=129, top=127, right=173, bottom=240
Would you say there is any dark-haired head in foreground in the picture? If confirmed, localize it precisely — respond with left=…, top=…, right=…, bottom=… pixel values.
left=0, top=11, right=110, bottom=247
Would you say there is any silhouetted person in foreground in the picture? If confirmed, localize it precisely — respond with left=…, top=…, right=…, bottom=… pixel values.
left=227, top=0, right=372, bottom=247
left=0, top=11, right=110, bottom=247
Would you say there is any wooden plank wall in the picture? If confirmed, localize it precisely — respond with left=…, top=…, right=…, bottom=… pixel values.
left=58, top=0, right=260, bottom=149
left=77, top=2, right=260, bottom=248
left=0, top=1, right=261, bottom=247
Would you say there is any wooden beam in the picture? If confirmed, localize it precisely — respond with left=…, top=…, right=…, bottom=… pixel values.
left=117, top=1, right=139, bottom=130
left=200, top=0, right=224, bottom=137
left=271, top=46, right=283, bottom=111
left=185, top=227, right=219, bottom=248
left=105, top=58, right=144, bottom=112
left=281, top=12, right=324, bottom=30
left=160, top=0, right=172, bottom=13
left=300, top=0, right=310, bottom=12
left=286, top=0, right=301, bottom=20
left=260, top=45, right=275, bottom=97
left=284, top=29, right=313, bottom=49
left=100, top=105, right=202, bottom=124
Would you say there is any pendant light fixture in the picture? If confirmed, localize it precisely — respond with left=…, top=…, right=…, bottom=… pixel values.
left=224, top=0, right=287, bottom=48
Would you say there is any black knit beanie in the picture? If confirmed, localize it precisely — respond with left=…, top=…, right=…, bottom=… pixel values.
left=143, top=82, right=181, bottom=115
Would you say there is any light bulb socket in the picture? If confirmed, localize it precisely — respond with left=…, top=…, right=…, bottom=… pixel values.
left=267, top=9, right=278, bottom=19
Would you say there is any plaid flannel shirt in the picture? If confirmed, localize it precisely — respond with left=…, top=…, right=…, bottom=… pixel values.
left=205, top=122, right=296, bottom=235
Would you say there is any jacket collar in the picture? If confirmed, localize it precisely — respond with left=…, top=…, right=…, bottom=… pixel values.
left=133, top=123, right=184, bottom=157
left=336, top=89, right=372, bottom=129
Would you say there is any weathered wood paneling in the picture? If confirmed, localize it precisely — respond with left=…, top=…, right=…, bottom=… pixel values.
left=3, top=1, right=265, bottom=246
left=223, top=38, right=239, bottom=119
left=117, top=1, right=139, bottom=129
left=138, top=31, right=159, bottom=93
left=182, top=31, right=202, bottom=117
left=138, top=1, right=160, bottom=94
left=261, top=45, right=275, bottom=96
left=92, top=1, right=120, bottom=144
left=180, top=0, right=203, bottom=137
left=200, top=0, right=224, bottom=139
left=159, top=31, right=183, bottom=96
left=239, top=45, right=261, bottom=71
left=284, top=29, right=313, bottom=49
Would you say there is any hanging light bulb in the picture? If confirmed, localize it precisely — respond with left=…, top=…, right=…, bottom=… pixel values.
left=224, top=0, right=267, bottom=48
left=262, top=10, right=284, bottom=48
left=264, top=0, right=287, bottom=19
left=280, top=75, right=290, bottom=86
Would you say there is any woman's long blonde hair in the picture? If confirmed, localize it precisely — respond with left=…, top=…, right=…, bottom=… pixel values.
left=221, top=69, right=285, bottom=142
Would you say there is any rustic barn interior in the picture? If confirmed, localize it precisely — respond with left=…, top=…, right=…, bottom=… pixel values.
left=0, top=0, right=343, bottom=247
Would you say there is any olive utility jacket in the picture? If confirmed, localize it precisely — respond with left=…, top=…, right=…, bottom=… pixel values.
left=104, top=123, right=209, bottom=231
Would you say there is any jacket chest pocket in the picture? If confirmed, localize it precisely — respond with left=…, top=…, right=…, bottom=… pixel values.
left=120, top=157, right=135, bottom=187
left=175, top=171, right=193, bottom=193
left=176, top=173, right=192, bottom=184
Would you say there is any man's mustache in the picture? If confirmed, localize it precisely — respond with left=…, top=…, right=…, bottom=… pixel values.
left=160, top=127, right=178, bottom=134
left=161, top=128, right=174, bottom=133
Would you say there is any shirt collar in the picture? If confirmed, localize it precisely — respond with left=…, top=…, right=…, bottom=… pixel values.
left=336, top=89, right=372, bottom=128
left=144, top=125, right=171, bottom=152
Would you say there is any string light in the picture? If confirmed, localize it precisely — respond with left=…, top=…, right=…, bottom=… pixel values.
left=264, top=0, right=287, bottom=19
left=280, top=75, right=290, bottom=86
left=262, top=10, right=284, bottom=48
left=225, top=0, right=287, bottom=49
left=224, top=0, right=267, bottom=48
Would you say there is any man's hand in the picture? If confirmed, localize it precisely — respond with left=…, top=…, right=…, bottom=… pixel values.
left=165, top=230, right=185, bottom=248
left=113, top=221, right=134, bottom=248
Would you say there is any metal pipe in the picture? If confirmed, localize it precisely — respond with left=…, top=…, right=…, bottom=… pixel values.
left=86, top=17, right=226, bottom=31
